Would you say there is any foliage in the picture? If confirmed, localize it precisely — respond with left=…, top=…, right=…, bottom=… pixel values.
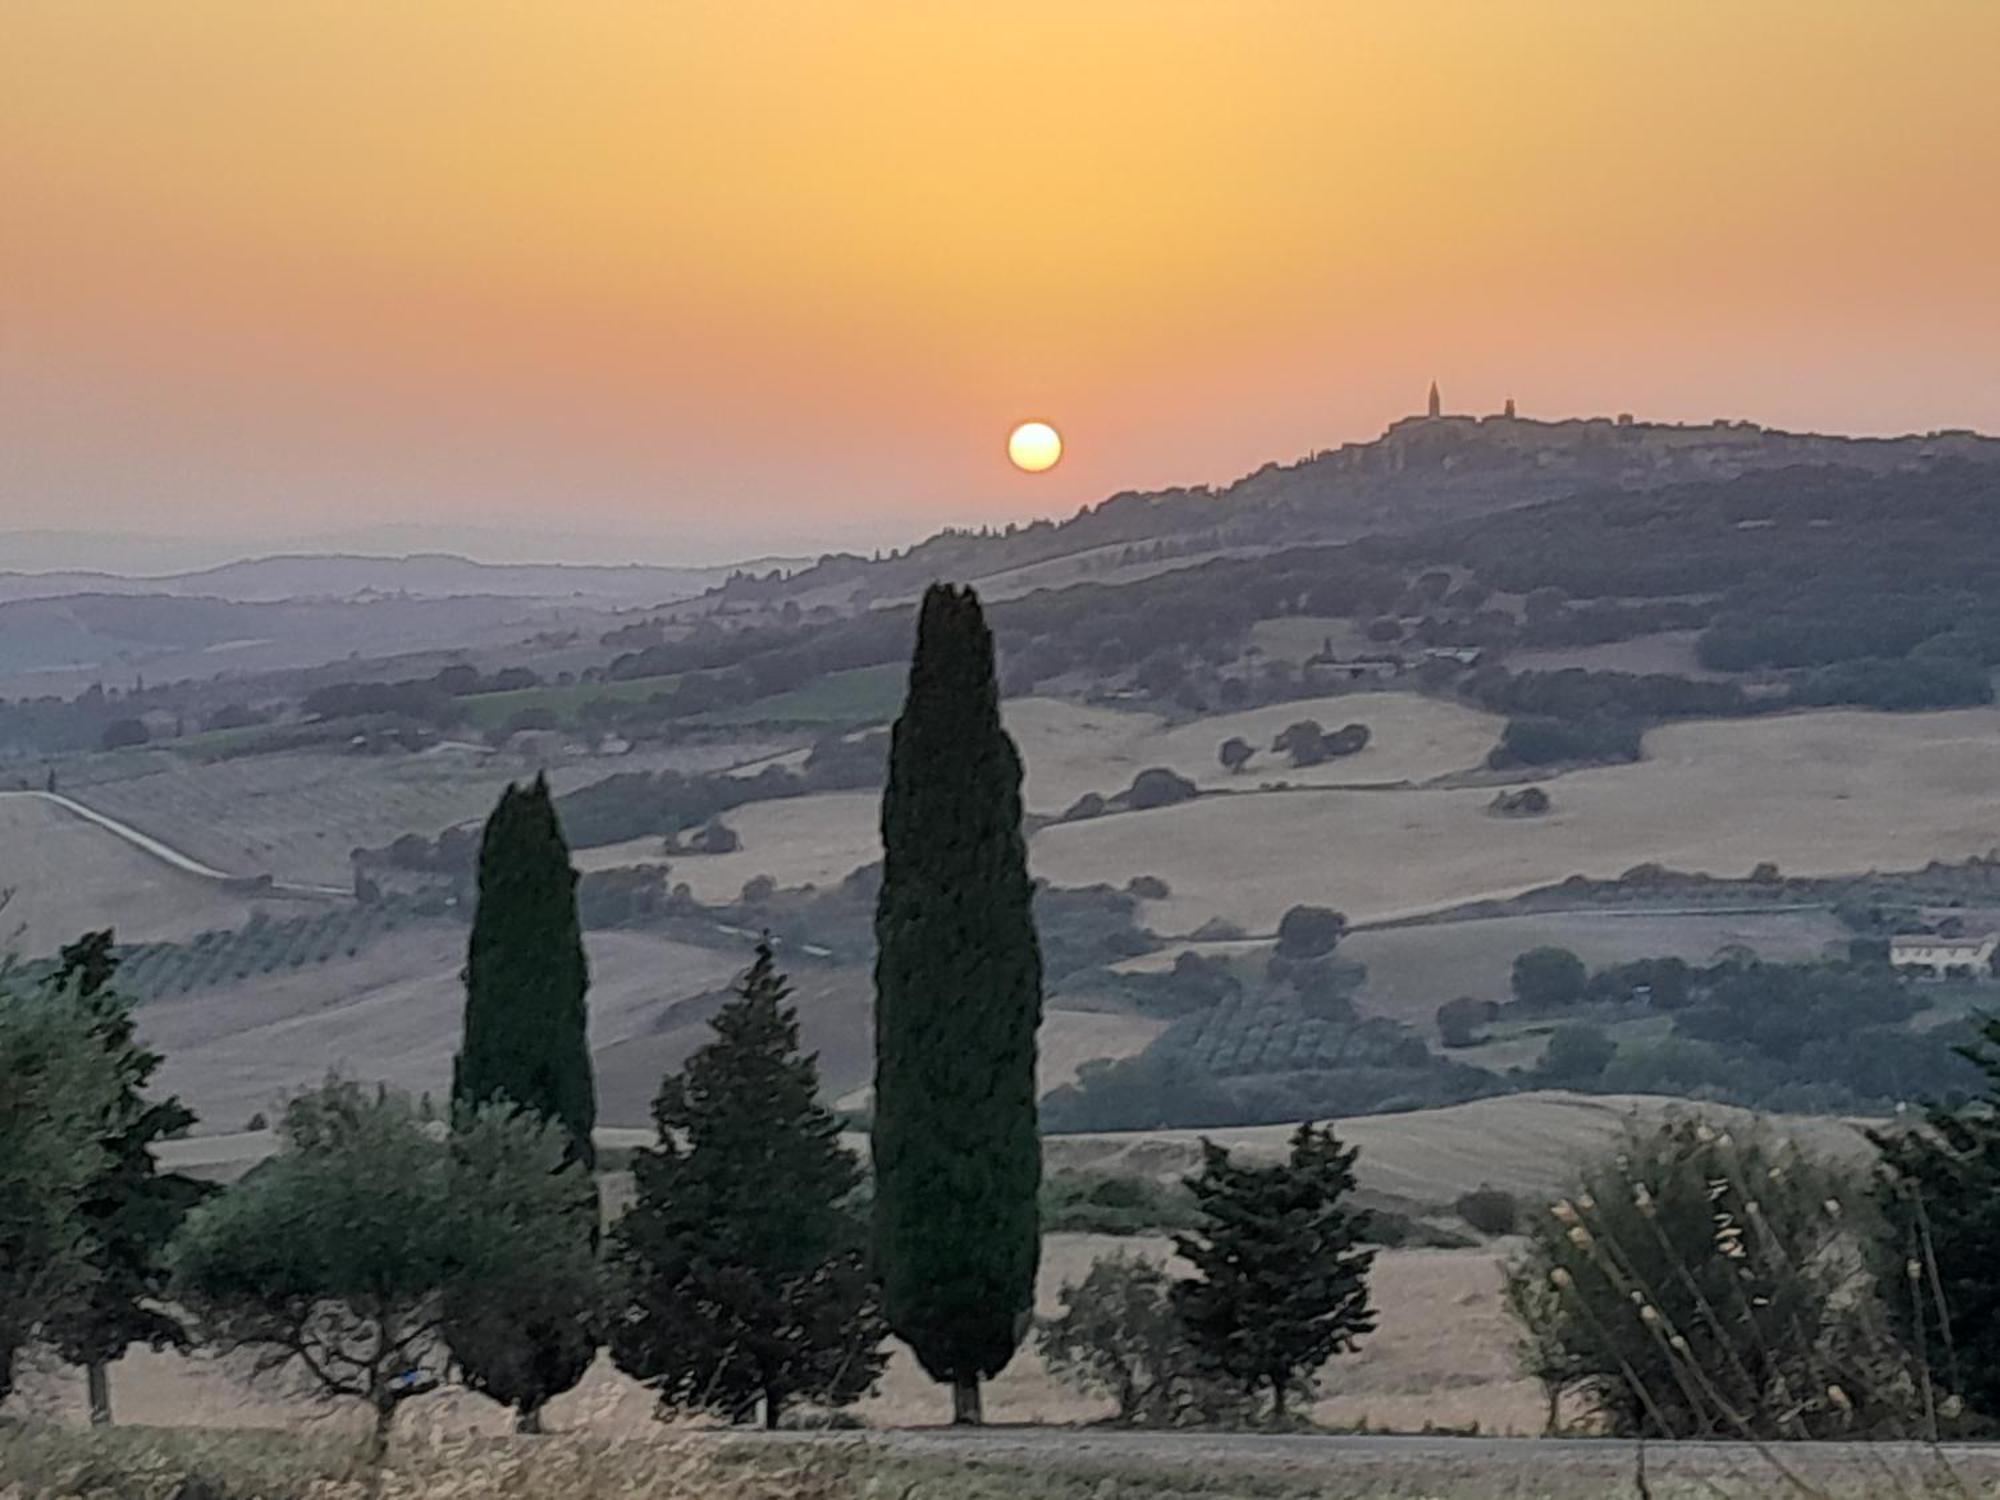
left=872, top=584, right=1044, bottom=1420
left=37, top=934, right=213, bottom=1422
left=611, top=944, right=887, bottom=1427
left=440, top=1109, right=601, bottom=1431
left=1217, top=736, right=1254, bottom=773
left=1274, top=905, right=1346, bottom=960
left=455, top=774, right=597, bottom=1168
left=1793, top=654, right=1994, bottom=711
left=1039, top=1172, right=1202, bottom=1236
left=1871, top=1013, right=2000, bottom=1422
left=1435, top=995, right=1498, bottom=1048
left=1488, top=785, right=1551, bottom=817
left=1455, top=1185, right=1520, bottom=1237
left=98, top=717, right=151, bottom=751
left=1172, top=1124, right=1376, bottom=1423
left=169, top=1083, right=598, bottom=1453
left=1036, top=1256, right=1246, bottom=1426
left=1127, top=766, right=1199, bottom=810
left=1511, top=947, right=1588, bottom=1009
left=0, top=978, right=124, bottom=1404
left=1533, top=1024, right=1617, bottom=1086
left=1506, top=1117, right=1895, bottom=1439
left=1488, top=715, right=1642, bottom=769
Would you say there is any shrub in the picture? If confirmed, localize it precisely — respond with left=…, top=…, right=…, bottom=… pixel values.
left=1533, top=1023, right=1616, bottom=1085
left=1488, top=716, right=1641, bottom=769
left=1435, top=995, right=1497, bottom=1048
left=1275, top=905, right=1346, bottom=960
left=1127, top=767, right=1198, bottom=810
left=1126, top=874, right=1171, bottom=900
left=1511, top=947, right=1586, bottom=1009
left=1454, top=1185, right=1520, bottom=1237
left=1218, top=736, right=1254, bottom=774
left=1040, top=1173, right=1202, bottom=1235
left=99, top=718, right=150, bottom=751
left=1061, top=792, right=1107, bottom=822
left=1489, top=786, right=1551, bottom=817
left=1506, top=1118, right=1900, bottom=1439
left=1323, top=722, right=1370, bottom=757
left=1036, top=1256, right=1244, bottom=1426
left=1272, top=720, right=1328, bottom=768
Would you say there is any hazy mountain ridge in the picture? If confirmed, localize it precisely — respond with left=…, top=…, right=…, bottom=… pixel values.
left=0, top=551, right=790, bottom=607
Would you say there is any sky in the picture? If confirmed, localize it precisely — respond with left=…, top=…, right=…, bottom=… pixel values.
left=5, top=1, right=1999, bottom=567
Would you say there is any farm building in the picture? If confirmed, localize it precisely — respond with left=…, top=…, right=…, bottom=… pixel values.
left=1889, top=933, right=1998, bottom=976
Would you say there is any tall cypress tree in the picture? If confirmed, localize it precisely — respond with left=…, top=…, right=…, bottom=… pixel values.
left=872, top=583, right=1043, bottom=1425
left=453, top=774, right=596, bottom=1167
left=449, top=774, right=598, bottom=1430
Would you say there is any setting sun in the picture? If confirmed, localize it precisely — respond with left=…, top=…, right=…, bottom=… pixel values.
left=1008, top=421, right=1062, bottom=474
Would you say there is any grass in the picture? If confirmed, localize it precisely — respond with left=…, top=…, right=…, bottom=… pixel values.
left=1033, top=705, right=2000, bottom=933
left=455, top=674, right=683, bottom=729
left=691, top=664, right=907, bottom=728
left=8, top=1424, right=1998, bottom=1500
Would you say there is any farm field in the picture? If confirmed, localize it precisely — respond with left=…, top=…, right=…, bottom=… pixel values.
left=73, top=740, right=782, bottom=887
left=571, top=790, right=882, bottom=900
left=1121, top=907, right=1848, bottom=1034
left=1008, top=692, right=1504, bottom=812
left=1032, top=707, right=2000, bottom=933
left=693, top=663, right=907, bottom=726
left=1343, top=908, right=1847, bottom=1030
left=138, top=924, right=768, bottom=1132
left=1042, top=1090, right=1869, bottom=1215
left=0, top=794, right=268, bottom=953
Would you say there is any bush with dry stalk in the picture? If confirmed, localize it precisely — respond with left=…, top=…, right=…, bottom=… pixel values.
left=1872, top=1011, right=2000, bottom=1430
left=1507, top=1116, right=1920, bottom=1443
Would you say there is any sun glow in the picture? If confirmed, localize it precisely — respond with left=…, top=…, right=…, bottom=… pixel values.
left=1008, top=421, right=1062, bottom=473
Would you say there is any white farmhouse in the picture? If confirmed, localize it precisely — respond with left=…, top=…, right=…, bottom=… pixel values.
left=1889, top=933, right=1998, bottom=977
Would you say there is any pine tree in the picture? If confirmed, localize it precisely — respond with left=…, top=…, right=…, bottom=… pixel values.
left=454, top=774, right=596, bottom=1166
left=39, top=932, right=211, bottom=1426
left=872, top=583, right=1044, bottom=1424
left=1171, top=1123, right=1376, bottom=1424
left=611, top=942, right=886, bottom=1427
left=449, top=775, right=597, bottom=1429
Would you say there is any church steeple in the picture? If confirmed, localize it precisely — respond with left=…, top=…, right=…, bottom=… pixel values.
left=1427, top=380, right=1442, bottom=419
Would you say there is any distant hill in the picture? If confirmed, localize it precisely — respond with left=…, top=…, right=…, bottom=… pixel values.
left=0, top=551, right=790, bottom=607
left=712, top=410, right=2000, bottom=611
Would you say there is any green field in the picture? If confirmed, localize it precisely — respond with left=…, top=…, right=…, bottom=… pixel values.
left=455, top=673, right=681, bottom=729
left=693, top=662, right=906, bottom=727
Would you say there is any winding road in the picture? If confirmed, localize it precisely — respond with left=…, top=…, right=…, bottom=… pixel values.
left=0, top=788, right=349, bottom=898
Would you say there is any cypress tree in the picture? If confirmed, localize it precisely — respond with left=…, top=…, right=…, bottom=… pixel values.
left=1172, top=1123, right=1376, bottom=1425
left=453, top=774, right=596, bottom=1166
left=450, top=774, right=597, bottom=1430
left=872, top=583, right=1043, bottom=1425
left=610, top=942, right=886, bottom=1427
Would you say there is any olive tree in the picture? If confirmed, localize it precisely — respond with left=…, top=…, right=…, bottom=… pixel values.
left=171, top=1082, right=598, bottom=1459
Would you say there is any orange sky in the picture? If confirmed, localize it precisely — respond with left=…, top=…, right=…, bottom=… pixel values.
left=4, top=2, right=1998, bottom=563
